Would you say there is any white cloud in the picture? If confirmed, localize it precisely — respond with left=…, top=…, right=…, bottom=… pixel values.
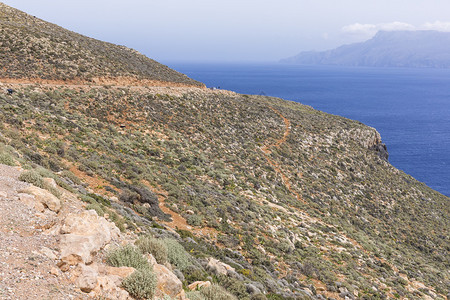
left=422, top=21, right=450, bottom=32
left=378, top=22, right=415, bottom=31
left=342, top=22, right=415, bottom=39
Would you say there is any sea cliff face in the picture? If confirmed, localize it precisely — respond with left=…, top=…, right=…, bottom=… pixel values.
left=0, top=3, right=448, bottom=299
left=281, top=30, right=450, bottom=68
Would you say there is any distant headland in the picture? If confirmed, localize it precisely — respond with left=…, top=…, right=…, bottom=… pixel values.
left=281, top=30, right=450, bottom=68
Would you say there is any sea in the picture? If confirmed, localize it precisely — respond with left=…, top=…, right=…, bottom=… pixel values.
left=168, top=62, right=450, bottom=197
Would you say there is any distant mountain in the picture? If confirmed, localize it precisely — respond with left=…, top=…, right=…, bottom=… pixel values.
left=281, top=30, right=450, bottom=68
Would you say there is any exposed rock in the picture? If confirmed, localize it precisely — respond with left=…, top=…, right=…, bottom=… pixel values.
left=90, top=275, right=131, bottom=300
left=40, top=246, right=57, bottom=260
left=77, top=264, right=98, bottom=293
left=371, top=142, right=389, bottom=161
left=154, top=263, right=184, bottom=299
left=145, top=253, right=157, bottom=266
left=43, top=177, right=58, bottom=189
left=59, top=210, right=120, bottom=266
left=188, top=281, right=212, bottom=290
left=18, top=186, right=61, bottom=212
left=206, top=257, right=235, bottom=276
left=105, top=266, right=136, bottom=279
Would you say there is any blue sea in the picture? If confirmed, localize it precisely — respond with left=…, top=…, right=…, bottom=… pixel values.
left=168, top=62, right=450, bottom=197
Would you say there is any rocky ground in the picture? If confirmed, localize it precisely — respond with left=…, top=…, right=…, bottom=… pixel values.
left=0, top=164, right=88, bottom=299
left=0, top=163, right=205, bottom=300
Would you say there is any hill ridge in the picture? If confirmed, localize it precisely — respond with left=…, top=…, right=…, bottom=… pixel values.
left=0, top=2, right=204, bottom=87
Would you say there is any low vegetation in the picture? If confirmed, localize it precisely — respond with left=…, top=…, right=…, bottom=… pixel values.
left=0, top=2, right=448, bottom=299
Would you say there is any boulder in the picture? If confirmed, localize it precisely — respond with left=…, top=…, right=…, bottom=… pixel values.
left=154, top=263, right=184, bottom=299
left=77, top=264, right=98, bottom=293
left=43, top=177, right=58, bottom=189
left=206, top=257, right=235, bottom=276
left=105, top=266, right=136, bottom=279
left=188, top=281, right=211, bottom=290
left=90, top=275, right=130, bottom=300
left=59, top=210, right=120, bottom=266
left=18, top=186, right=61, bottom=212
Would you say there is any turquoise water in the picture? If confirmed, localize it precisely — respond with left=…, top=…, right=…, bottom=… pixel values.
left=168, top=63, right=450, bottom=197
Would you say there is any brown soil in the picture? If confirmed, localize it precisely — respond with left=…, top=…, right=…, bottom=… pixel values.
left=0, top=76, right=205, bottom=88
left=152, top=187, right=218, bottom=239
left=261, top=106, right=304, bottom=204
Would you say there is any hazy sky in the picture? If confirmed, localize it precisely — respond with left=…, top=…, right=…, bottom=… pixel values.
left=4, top=0, right=450, bottom=62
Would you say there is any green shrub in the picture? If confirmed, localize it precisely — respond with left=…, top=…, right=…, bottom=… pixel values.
left=86, top=203, right=104, bottom=216
left=136, top=236, right=168, bottom=264
left=183, top=265, right=209, bottom=283
left=0, top=152, right=16, bottom=166
left=106, top=245, right=148, bottom=270
left=44, top=184, right=62, bottom=198
left=87, top=192, right=111, bottom=207
left=19, top=170, right=44, bottom=188
left=187, top=214, right=203, bottom=226
left=122, top=268, right=157, bottom=300
left=200, top=284, right=237, bottom=300
left=60, top=170, right=82, bottom=185
left=19, top=169, right=62, bottom=197
left=185, top=291, right=206, bottom=300
left=251, top=294, right=268, bottom=300
left=108, top=209, right=126, bottom=232
left=162, top=238, right=193, bottom=271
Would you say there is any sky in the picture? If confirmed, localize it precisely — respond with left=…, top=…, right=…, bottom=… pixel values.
left=3, top=0, right=450, bottom=63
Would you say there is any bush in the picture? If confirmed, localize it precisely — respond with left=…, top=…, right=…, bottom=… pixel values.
left=86, top=203, right=104, bottom=216
left=60, top=170, right=82, bottom=185
left=0, top=152, right=16, bottom=166
left=108, top=209, right=126, bottom=232
left=200, top=284, right=237, bottom=300
left=19, top=170, right=44, bottom=188
left=162, top=238, right=193, bottom=271
left=19, top=169, right=62, bottom=197
left=106, top=245, right=148, bottom=270
left=185, top=291, right=206, bottom=300
left=136, top=236, right=168, bottom=264
left=187, top=214, right=203, bottom=226
left=122, top=268, right=157, bottom=300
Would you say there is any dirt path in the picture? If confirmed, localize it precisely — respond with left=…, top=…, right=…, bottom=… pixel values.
left=0, top=76, right=203, bottom=89
left=151, top=186, right=219, bottom=239
left=261, top=106, right=304, bottom=204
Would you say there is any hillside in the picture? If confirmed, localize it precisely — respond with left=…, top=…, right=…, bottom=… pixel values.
left=281, top=30, right=450, bottom=68
left=0, top=3, right=203, bottom=87
left=0, top=3, right=449, bottom=300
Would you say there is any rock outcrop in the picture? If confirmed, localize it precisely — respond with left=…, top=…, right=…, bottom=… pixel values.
left=18, top=185, right=61, bottom=212
left=154, top=264, right=185, bottom=299
left=206, top=257, right=235, bottom=276
left=59, top=210, right=120, bottom=266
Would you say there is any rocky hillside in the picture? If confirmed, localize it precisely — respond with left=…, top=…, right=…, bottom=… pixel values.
left=0, top=3, right=203, bottom=86
left=0, top=3, right=449, bottom=300
left=281, top=30, right=450, bottom=68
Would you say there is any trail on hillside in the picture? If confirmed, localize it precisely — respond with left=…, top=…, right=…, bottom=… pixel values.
left=261, top=106, right=304, bottom=204
left=0, top=76, right=204, bottom=89
left=258, top=106, right=411, bottom=283
left=153, top=187, right=219, bottom=239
